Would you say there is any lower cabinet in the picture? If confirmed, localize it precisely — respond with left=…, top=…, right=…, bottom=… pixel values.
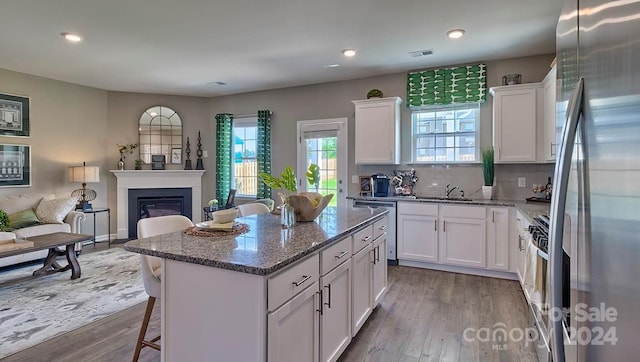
left=397, top=202, right=439, bottom=262
left=351, top=242, right=373, bottom=335
left=372, top=233, right=387, bottom=305
left=267, top=281, right=320, bottom=362
left=439, top=217, right=486, bottom=268
left=320, top=260, right=352, bottom=362
left=487, top=207, right=510, bottom=271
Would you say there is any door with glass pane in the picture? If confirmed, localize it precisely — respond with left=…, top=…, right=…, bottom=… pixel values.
left=297, top=118, right=347, bottom=208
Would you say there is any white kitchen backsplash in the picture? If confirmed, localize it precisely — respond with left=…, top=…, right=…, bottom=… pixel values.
left=355, top=163, right=555, bottom=201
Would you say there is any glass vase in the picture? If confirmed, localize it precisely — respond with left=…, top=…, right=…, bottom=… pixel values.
left=117, top=157, right=125, bottom=170
left=281, top=203, right=296, bottom=228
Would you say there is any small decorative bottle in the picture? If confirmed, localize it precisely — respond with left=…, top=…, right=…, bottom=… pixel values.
left=545, top=177, right=553, bottom=200
left=117, top=157, right=125, bottom=170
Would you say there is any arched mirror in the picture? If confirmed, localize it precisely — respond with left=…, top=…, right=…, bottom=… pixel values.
left=139, top=106, right=182, bottom=164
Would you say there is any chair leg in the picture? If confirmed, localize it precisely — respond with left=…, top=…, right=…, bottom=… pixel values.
left=132, top=296, right=157, bottom=362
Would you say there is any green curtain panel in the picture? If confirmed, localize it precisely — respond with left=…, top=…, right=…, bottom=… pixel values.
left=407, top=63, right=486, bottom=107
left=256, top=110, right=272, bottom=199
left=215, top=113, right=233, bottom=204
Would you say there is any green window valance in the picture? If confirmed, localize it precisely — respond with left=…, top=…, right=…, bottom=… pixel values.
left=407, top=63, right=486, bottom=107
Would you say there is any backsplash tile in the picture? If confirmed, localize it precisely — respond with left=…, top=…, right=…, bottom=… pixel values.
left=354, top=163, right=555, bottom=201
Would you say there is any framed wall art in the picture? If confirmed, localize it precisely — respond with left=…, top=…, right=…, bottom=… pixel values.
left=0, top=144, right=30, bottom=187
left=171, top=148, right=182, bottom=164
left=0, top=93, right=30, bottom=137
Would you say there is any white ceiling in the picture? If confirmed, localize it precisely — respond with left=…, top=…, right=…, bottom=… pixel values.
left=0, top=0, right=562, bottom=97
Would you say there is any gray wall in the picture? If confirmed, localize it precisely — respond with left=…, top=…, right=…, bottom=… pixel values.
left=209, top=53, right=556, bottom=200
left=0, top=52, right=555, bottom=239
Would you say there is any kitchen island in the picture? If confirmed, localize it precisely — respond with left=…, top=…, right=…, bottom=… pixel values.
left=124, top=206, right=388, bottom=362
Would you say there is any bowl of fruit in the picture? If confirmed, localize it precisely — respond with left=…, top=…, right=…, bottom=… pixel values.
left=287, top=192, right=334, bottom=222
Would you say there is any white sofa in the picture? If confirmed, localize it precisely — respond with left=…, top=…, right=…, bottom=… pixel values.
left=0, top=193, right=86, bottom=268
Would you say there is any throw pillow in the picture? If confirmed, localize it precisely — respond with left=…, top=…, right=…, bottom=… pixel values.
left=8, top=208, right=41, bottom=229
left=35, top=197, right=78, bottom=224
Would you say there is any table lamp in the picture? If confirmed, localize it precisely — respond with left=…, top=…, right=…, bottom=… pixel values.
left=69, top=162, right=100, bottom=211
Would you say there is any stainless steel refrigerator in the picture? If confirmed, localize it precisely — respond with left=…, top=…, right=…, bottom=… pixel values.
left=551, top=0, right=640, bottom=360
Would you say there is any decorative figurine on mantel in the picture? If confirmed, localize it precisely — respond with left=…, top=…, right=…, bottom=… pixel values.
left=195, top=131, right=204, bottom=170
left=184, top=137, right=193, bottom=170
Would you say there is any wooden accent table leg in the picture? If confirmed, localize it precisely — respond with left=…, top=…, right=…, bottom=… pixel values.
left=65, top=244, right=81, bottom=279
left=33, top=248, right=65, bottom=276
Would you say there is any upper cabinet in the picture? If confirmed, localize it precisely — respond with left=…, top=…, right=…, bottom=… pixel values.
left=542, top=65, right=558, bottom=162
left=490, top=83, right=543, bottom=163
left=352, top=97, right=402, bottom=164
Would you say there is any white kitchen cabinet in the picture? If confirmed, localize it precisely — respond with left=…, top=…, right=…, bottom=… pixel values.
left=371, top=233, right=387, bottom=305
left=542, top=65, right=558, bottom=162
left=515, top=211, right=530, bottom=284
left=352, top=97, right=402, bottom=164
left=439, top=205, right=486, bottom=268
left=486, top=207, right=510, bottom=271
left=490, top=83, right=543, bottom=163
left=397, top=202, right=439, bottom=262
left=267, top=281, right=320, bottom=362
left=351, top=243, right=373, bottom=335
left=320, top=260, right=352, bottom=362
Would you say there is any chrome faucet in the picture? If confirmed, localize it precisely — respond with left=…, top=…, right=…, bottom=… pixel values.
left=445, top=184, right=459, bottom=199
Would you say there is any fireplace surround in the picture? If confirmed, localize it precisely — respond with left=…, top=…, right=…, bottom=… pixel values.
left=111, top=170, right=205, bottom=239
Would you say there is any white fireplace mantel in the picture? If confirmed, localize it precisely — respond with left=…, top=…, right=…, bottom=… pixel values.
left=111, top=170, right=205, bottom=239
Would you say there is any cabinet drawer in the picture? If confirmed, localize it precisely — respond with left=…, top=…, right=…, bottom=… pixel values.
left=439, top=205, right=485, bottom=219
left=373, top=217, right=388, bottom=240
left=268, top=255, right=319, bottom=311
left=320, top=236, right=352, bottom=275
left=352, top=224, right=374, bottom=254
left=397, top=202, right=438, bottom=216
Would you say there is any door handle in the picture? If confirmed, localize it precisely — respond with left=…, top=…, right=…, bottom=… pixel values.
left=316, top=289, right=323, bottom=315
left=335, top=251, right=349, bottom=259
left=324, top=284, right=331, bottom=309
left=550, top=77, right=584, bottom=362
left=292, top=275, right=311, bottom=287
left=362, top=235, right=371, bottom=242
left=443, top=221, right=446, bottom=232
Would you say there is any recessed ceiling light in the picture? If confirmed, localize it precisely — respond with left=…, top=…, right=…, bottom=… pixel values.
left=341, top=49, right=356, bottom=57
left=324, top=64, right=340, bottom=68
left=447, top=29, right=466, bottom=39
left=61, top=32, right=83, bottom=42
left=208, top=81, right=227, bottom=86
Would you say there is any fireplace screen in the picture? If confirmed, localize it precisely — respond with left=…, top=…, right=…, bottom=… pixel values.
left=128, top=187, right=192, bottom=238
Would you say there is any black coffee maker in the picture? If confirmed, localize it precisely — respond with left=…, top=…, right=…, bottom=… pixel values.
left=371, top=173, right=390, bottom=197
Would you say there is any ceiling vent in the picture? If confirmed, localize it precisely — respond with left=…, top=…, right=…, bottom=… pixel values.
left=409, top=49, right=434, bottom=58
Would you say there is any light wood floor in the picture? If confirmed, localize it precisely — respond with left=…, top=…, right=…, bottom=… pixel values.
left=5, top=246, right=537, bottom=362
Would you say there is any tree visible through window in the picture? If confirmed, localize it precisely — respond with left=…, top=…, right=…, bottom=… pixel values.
left=411, top=104, right=480, bottom=163
left=232, top=119, right=258, bottom=196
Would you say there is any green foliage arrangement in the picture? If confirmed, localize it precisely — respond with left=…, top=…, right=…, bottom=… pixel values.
left=259, top=165, right=298, bottom=197
left=0, top=210, right=10, bottom=231
left=482, top=148, right=495, bottom=186
left=306, top=163, right=320, bottom=190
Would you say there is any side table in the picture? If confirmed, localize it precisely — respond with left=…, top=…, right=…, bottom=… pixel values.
left=84, top=208, right=111, bottom=247
left=203, top=206, right=218, bottom=221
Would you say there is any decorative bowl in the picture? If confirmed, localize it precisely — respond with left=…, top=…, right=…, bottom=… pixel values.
left=287, top=192, right=334, bottom=222
left=211, top=208, right=239, bottom=224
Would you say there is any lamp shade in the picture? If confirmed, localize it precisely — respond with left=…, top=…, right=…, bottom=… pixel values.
left=69, top=164, right=100, bottom=183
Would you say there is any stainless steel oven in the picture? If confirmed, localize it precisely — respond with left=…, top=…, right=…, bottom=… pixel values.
left=352, top=199, right=397, bottom=265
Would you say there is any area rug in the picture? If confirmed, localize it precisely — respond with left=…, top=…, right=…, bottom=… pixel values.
left=0, top=247, right=147, bottom=359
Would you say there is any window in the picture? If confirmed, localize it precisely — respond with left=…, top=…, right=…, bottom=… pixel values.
left=411, top=103, right=480, bottom=163
left=232, top=118, right=258, bottom=197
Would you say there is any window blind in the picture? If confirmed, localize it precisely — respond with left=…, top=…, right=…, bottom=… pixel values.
left=407, top=63, right=486, bottom=107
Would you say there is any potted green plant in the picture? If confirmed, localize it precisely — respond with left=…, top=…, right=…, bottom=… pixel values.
left=259, top=166, right=298, bottom=227
left=0, top=210, right=10, bottom=231
left=482, top=148, right=495, bottom=199
left=134, top=159, right=144, bottom=170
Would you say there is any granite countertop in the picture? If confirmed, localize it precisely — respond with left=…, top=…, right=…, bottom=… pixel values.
left=348, top=195, right=550, bottom=223
left=124, top=207, right=388, bottom=276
